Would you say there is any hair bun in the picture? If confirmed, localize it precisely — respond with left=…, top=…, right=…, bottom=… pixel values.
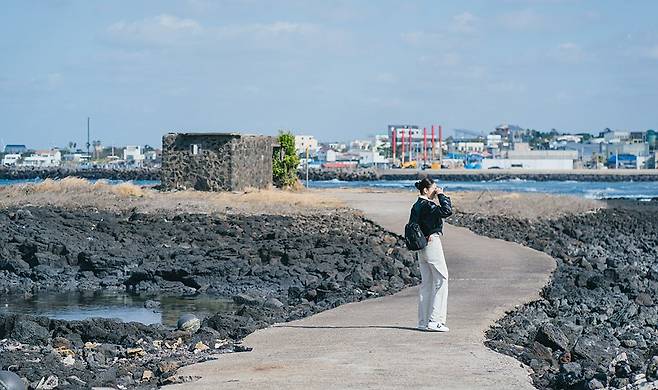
left=414, top=181, right=422, bottom=190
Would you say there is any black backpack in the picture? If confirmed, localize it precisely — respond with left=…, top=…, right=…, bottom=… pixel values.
left=404, top=202, right=427, bottom=251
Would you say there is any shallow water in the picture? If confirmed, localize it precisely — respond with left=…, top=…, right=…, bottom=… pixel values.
left=0, top=291, right=235, bottom=326
left=309, top=179, right=658, bottom=200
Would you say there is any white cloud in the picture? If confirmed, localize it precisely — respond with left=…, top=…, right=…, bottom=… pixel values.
left=107, top=14, right=202, bottom=46
left=452, top=12, right=479, bottom=34
left=497, top=9, right=545, bottom=31
left=375, top=72, right=397, bottom=84
left=105, top=16, right=330, bottom=50
left=554, top=42, right=585, bottom=64
left=401, top=31, right=447, bottom=47
left=46, top=73, right=64, bottom=89
left=488, top=80, right=527, bottom=94
left=217, top=22, right=318, bottom=38
left=418, top=52, right=461, bottom=67
left=645, top=45, right=658, bottom=60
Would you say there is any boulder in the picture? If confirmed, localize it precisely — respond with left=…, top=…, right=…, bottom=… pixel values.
left=177, top=314, right=201, bottom=333
left=535, top=323, right=570, bottom=351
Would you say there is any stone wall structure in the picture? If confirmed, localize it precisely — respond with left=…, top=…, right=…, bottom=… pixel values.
left=161, top=132, right=274, bottom=191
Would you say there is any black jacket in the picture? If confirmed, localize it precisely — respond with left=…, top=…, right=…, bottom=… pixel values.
left=409, top=194, right=453, bottom=237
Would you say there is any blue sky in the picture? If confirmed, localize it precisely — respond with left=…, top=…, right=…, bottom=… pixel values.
left=1, top=0, right=657, bottom=148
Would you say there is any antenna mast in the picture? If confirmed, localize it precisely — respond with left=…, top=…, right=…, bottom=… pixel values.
left=86, top=117, right=91, bottom=158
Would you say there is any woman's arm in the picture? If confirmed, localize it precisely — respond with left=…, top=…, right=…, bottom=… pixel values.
left=428, top=194, right=452, bottom=218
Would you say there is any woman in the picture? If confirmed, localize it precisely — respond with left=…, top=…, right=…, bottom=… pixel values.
left=411, top=177, right=452, bottom=332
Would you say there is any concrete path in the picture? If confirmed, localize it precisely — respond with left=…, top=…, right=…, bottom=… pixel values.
left=169, top=189, right=555, bottom=390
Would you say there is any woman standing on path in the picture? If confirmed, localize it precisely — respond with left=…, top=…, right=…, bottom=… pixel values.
left=411, top=177, right=452, bottom=332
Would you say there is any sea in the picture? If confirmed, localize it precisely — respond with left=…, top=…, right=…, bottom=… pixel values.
left=1, top=178, right=657, bottom=200
left=308, top=179, right=658, bottom=200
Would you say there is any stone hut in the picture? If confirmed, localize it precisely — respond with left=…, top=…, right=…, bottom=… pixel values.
left=161, top=132, right=274, bottom=191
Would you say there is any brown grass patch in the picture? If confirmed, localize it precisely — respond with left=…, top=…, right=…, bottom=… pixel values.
left=0, top=178, right=343, bottom=216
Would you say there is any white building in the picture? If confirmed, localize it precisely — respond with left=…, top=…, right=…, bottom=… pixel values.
left=482, top=148, right=578, bottom=170
left=350, top=139, right=373, bottom=151
left=2, top=153, right=21, bottom=166
left=318, top=148, right=337, bottom=162
left=357, top=150, right=388, bottom=167
left=327, top=142, right=347, bottom=152
left=486, top=134, right=502, bottom=149
left=294, top=135, right=318, bottom=155
left=123, top=145, right=144, bottom=165
left=601, top=129, right=630, bottom=143
left=62, top=153, right=91, bottom=163
left=20, top=150, right=62, bottom=167
left=454, top=141, right=485, bottom=153
left=144, top=150, right=159, bottom=161
left=556, top=134, right=583, bottom=143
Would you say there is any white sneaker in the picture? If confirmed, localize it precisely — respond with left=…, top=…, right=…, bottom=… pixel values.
left=417, top=323, right=428, bottom=330
left=426, top=322, right=449, bottom=332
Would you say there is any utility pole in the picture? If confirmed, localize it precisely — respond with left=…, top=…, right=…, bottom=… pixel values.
left=86, top=117, right=91, bottom=159
left=305, top=146, right=310, bottom=188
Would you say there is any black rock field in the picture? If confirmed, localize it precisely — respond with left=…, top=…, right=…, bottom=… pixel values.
left=0, top=207, right=418, bottom=389
left=449, top=200, right=658, bottom=390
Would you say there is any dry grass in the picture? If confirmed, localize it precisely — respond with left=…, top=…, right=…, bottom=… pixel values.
left=319, top=187, right=605, bottom=220
left=450, top=190, right=605, bottom=220
left=4, top=177, right=147, bottom=198
left=0, top=177, right=344, bottom=215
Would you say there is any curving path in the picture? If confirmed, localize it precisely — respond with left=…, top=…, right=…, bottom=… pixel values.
left=168, top=189, right=555, bottom=389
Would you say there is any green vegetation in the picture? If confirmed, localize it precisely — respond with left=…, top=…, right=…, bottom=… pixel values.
left=272, top=130, right=300, bottom=188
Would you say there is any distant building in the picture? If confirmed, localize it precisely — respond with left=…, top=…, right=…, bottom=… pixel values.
left=318, top=147, right=337, bottom=162
left=21, top=150, right=62, bottom=167
left=452, top=141, right=485, bottom=154
left=559, top=141, right=605, bottom=162
left=4, top=144, right=27, bottom=154
left=349, top=139, right=373, bottom=151
left=2, top=154, right=21, bottom=166
left=62, top=153, right=91, bottom=164
left=556, top=134, right=583, bottom=143
left=600, top=129, right=629, bottom=143
left=327, top=142, right=347, bottom=152
left=603, top=142, right=649, bottom=160
left=629, top=131, right=645, bottom=144
left=482, top=143, right=577, bottom=170
left=294, top=135, right=318, bottom=156
left=356, top=150, right=389, bottom=168
left=144, top=150, right=160, bottom=161
left=123, top=145, right=145, bottom=165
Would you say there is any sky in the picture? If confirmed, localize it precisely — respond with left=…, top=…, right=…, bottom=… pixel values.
left=1, top=0, right=658, bottom=148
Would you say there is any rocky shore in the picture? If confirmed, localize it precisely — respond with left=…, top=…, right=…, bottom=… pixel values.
left=0, top=167, right=159, bottom=181
left=449, top=199, right=658, bottom=389
left=0, top=206, right=417, bottom=389
left=4, top=166, right=658, bottom=184
left=303, top=168, right=658, bottom=182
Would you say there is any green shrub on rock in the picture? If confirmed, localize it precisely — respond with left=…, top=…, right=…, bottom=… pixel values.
left=273, top=130, right=300, bottom=188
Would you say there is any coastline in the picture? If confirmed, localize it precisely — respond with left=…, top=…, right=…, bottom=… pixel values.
left=3, top=166, right=658, bottom=183
left=449, top=198, right=658, bottom=389
left=307, top=168, right=658, bottom=182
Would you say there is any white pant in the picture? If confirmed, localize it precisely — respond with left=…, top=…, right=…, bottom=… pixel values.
left=417, top=234, right=449, bottom=326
